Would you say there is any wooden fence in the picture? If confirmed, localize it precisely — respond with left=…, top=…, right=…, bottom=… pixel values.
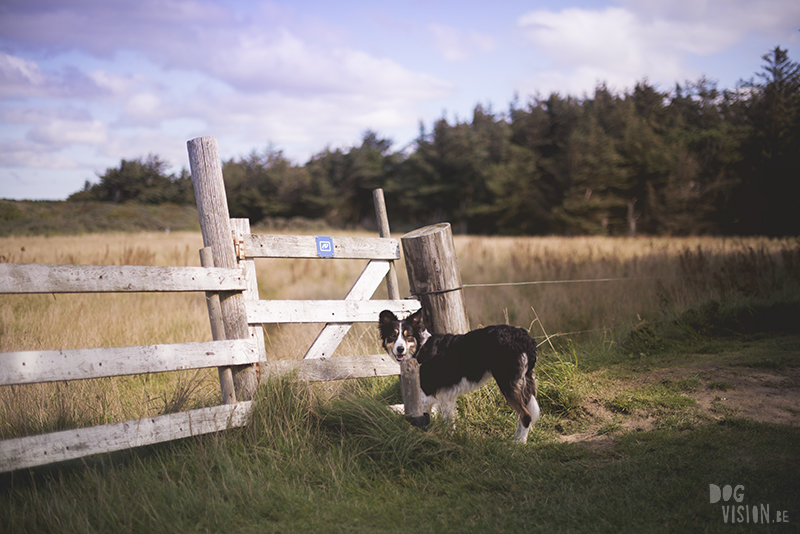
left=0, top=136, right=422, bottom=473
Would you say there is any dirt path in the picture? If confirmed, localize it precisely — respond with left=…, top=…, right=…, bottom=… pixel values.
left=686, top=364, right=800, bottom=426
left=559, top=360, right=800, bottom=450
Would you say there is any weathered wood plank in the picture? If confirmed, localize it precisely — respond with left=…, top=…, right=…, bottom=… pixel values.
left=246, top=299, right=421, bottom=324
left=0, top=401, right=253, bottom=473
left=263, top=354, right=400, bottom=382
left=244, top=234, right=400, bottom=260
left=0, top=340, right=259, bottom=386
left=0, top=264, right=246, bottom=294
left=303, top=260, right=389, bottom=359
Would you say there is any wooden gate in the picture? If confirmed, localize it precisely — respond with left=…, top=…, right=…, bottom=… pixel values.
left=0, top=137, right=420, bottom=472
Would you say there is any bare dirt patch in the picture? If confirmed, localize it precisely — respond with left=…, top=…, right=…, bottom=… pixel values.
left=558, top=359, right=800, bottom=450
left=686, top=364, right=800, bottom=426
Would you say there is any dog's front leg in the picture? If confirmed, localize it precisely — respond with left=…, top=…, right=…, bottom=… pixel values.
left=512, top=419, right=530, bottom=444
left=420, top=391, right=438, bottom=416
left=512, top=396, right=540, bottom=444
left=439, top=401, right=458, bottom=428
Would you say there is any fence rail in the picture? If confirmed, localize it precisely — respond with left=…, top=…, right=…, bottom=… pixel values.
left=261, top=354, right=401, bottom=381
left=0, top=339, right=259, bottom=386
left=243, top=234, right=400, bottom=260
left=0, top=401, right=252, bottom=473
left=246, top=299, right=421, bottom=324
left=0, top=263, right=246, bottom=294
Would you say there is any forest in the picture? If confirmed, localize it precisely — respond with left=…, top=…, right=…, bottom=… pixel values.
left=68, top=47, right=800, bottom=237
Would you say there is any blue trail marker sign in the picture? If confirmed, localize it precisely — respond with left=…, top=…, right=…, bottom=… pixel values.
left=315, top=236, right=334, bottom=257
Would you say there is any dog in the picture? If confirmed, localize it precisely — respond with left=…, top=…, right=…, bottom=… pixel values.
left=379, top=308, right=540, bottom=443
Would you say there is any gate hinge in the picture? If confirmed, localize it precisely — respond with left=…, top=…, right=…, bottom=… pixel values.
left=233, top=230, right=246, bottom=261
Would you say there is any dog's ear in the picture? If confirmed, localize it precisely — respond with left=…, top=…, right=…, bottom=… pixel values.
left=407, top=308, right=425, bottom=329
left=379, top=310, right=398, bottom=326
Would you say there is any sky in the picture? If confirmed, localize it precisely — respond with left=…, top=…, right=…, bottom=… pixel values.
left=1, top=0, right=798, bottom=200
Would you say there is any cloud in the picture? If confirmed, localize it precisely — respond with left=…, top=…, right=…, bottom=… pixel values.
left=201, top=28, right=452, bottom=99
left=516, top=1, right=800, bottom=96
left=517, top=7, right=713, bottom=89
left=0, top=105, right=108, bottom=171
left=0, top=140, right=82, bottom=169
left=0, top=0, right=233, bottom=59
left=0, top=0, right=455, bottom=173
left=0, top=54, right=47, bottom=94
left=0, top=1, right=451, bottom=101
left=183, top=81, right=445, bottom=163
left=428, top=24, right=496, bottom=63
left=616, top=0, right=800, bottom=35
left=0, top=52, right=104, bottom=99
left=26, top=118, right=107, bottom=148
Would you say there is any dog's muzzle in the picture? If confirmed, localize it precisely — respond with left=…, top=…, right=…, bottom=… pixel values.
left=392, top=341, right=407, bottom=361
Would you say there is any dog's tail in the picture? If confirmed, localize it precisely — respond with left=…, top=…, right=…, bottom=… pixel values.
left=519, top=370, right=539, bottom=427
left=508, top=333, right=539, bottom=427
left=502, top=351, right=539, bottom=428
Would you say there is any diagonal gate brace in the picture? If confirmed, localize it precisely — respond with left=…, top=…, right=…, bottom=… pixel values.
left=303, top=260, right=390, bottom=359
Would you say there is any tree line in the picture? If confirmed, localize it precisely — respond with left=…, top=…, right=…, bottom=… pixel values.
left=70, top=47, right=800, bottom=236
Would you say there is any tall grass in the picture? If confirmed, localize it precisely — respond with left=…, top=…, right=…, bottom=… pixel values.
left=455, top=235, right=800, bottom=343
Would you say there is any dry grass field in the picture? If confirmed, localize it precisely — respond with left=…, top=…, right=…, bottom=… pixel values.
left=0, top=231, right=797, bottom=440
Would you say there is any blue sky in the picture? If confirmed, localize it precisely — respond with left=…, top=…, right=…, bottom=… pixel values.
left=1, top=0, right=798, bottom=200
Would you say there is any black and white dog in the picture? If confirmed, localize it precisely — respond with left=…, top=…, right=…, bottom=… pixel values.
left=379, top=309, right=540, bottom=443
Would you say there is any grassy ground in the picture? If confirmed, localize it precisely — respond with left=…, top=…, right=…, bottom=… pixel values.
left=0, top=232, right=798, bottom=532
left=1, top=325, right=798, bottom=533
left=0, top=199, right=332, bottom=236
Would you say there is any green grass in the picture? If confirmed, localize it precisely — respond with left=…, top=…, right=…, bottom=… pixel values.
left=2, top=299, right=799, bottom=533
left=0, top=200, right=201, bottom=236
left=1, top=373, right=797, bottom=533
left=0, top=199, right=337, bottom=237
left=607, top=383, right=697, bottom=415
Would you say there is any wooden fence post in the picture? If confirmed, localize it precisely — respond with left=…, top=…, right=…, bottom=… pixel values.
left=230, top=218, right=269, bottom=382
left=373, top=189, right=425, bottom=425
left=200, top=247, right=236, bottom=405
left=187, top=136, right=258, bottom=401
left=401, top=222, right=470, bottom=335
left=372, top=189, right=400, bottom=301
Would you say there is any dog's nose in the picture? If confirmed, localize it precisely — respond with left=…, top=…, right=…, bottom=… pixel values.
left=396, top=346, right=405, bottom=354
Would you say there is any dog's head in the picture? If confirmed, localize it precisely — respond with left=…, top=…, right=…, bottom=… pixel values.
left=379, top=309, right=423, bottom=362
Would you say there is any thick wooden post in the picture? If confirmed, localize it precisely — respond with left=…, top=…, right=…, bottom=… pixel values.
left=399, top=358, right=428, bottom=427
left=401, top=223, right=470, bottom=335
left=188, top=136, right=257, bottom=401
left=373, top=188, right=425, bottom=424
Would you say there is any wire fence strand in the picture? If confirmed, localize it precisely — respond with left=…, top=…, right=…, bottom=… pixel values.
left=462, top=272, right=728, bottom=290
